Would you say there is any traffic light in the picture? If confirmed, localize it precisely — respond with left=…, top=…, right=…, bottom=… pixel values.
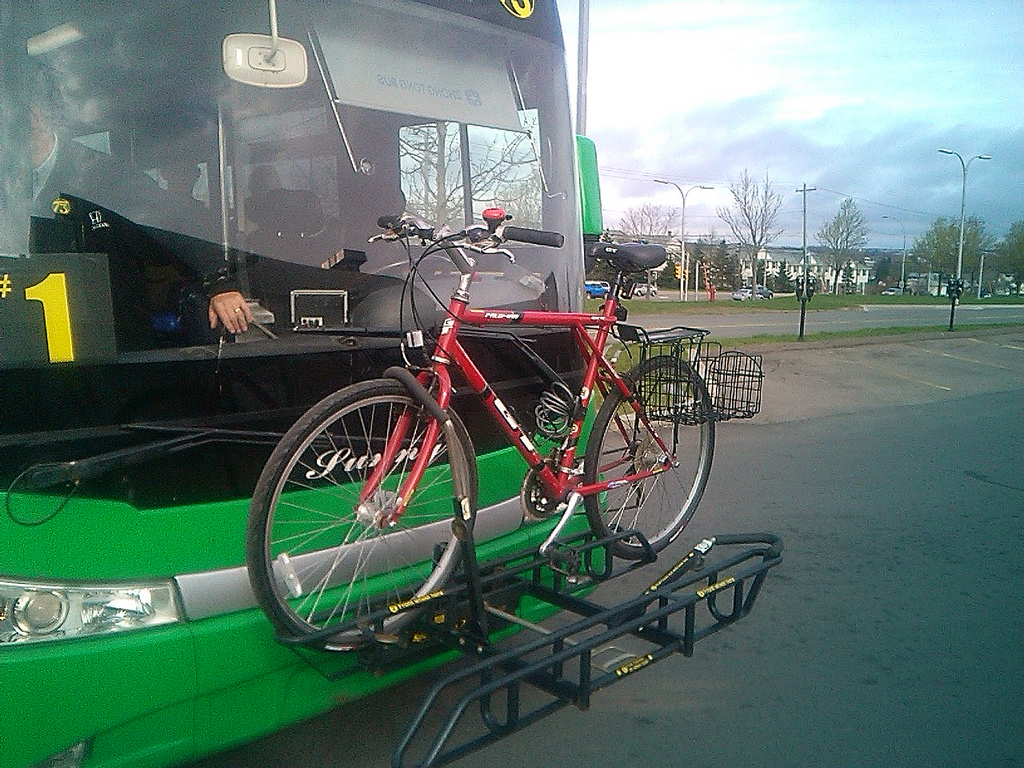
left=674, top=263, right=681, bottom=279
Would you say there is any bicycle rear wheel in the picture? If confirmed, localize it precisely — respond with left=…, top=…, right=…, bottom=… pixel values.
left=583, top=355, right=715, bottom=559
left=246, top=379, right=476, bottom=649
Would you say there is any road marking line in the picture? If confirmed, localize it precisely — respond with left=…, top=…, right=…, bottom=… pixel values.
left=940, top=351, right=1012, bottom=370
left=966, top=337, right=1024, bottom=352
left=859, top=359, right=952, bottom=391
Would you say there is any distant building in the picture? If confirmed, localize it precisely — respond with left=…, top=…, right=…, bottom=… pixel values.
left=601, top=229, right=911, bottom=295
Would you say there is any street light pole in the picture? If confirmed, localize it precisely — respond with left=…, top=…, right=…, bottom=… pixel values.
left=882, top=215, right=906, bottom=293
left=938, top=148, right=991, bottom=283
left=938, top=148, right=990, bottom=330
left=796, top=183, right=815, bottom=339
left=654, top=180, right=713, bottom=302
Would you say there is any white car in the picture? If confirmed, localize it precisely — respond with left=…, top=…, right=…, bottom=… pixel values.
left=732, top=286, right=773, bottom=300
left=632, top=283, right=658, bottom=297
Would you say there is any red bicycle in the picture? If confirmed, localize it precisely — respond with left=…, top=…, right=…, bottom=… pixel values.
left=246, top=210, right=761, bottom=648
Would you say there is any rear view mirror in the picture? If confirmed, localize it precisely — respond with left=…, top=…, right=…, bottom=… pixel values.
left=222, top=33, right=308, bottom=88
left=575, top=136, right=604, bottom=242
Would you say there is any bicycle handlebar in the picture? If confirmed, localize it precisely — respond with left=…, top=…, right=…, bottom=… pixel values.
left=372, top=212, right=564, bottom=252
left=370, top=211, right=564, bottom=278
left=500, top=225, right=564, bottom=248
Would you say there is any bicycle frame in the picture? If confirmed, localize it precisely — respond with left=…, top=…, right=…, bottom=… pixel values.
left=365, top=270, right=677, bottom=527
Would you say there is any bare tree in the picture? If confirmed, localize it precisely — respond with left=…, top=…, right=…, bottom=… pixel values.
left=717, top=169, right=784, bottom=288
left=619, top=203, right=674, bottom=240
left=400, top=118, right=543, bottom=229
left=816, top=197, right=868, bottom=294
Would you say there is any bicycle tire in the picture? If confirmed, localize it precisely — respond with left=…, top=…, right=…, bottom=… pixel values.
left=246, top=379, right=476, bottom=649
left=583, top=355, right=715, bottom=559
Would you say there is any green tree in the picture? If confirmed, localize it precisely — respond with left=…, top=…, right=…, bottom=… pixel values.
left=998, top=221, right=1024, bottom=294
left=694, top=235, right=737, bottom=290
left=873, top=255, right=893, bottom=285
left=913, top=216, right=993, bottom=284
left=816, top=197, right=867, bottom=294
left=769, top=260, right=793, bottom=292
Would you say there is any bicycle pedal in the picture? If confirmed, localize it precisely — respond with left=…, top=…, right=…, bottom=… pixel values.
left=545, top=547, right=580, bottom=577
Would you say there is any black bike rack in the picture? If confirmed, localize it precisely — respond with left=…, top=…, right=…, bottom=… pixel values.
left=393, top=530, right=781, bottom=768
left=274, top=527, right=782, bottom=768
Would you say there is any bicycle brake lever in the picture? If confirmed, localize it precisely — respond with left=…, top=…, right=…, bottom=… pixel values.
left=470, top=244, right=515, bottom=263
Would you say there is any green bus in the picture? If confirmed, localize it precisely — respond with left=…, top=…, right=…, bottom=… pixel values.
left=0, top=1, right=603, bottom=765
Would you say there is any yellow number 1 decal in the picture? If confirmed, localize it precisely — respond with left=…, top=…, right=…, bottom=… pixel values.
left=25, top=272, right=75, bottom=363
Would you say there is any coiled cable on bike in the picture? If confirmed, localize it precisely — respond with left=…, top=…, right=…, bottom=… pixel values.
left=534, top=381, right=575, bottom=438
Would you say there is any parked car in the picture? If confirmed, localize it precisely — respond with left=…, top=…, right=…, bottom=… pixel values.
left=585, top=280, right=611, bottom=298
left=881, top=286, right=901, bottom=295
left=732, top=285, right=773, bottom=300
left=631, top=282, right=658, bottom=297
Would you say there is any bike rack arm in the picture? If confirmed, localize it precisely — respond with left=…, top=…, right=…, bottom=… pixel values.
left=391, top=533, right=784, bottom=768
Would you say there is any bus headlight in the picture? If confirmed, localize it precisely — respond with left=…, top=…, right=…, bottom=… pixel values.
left=0, top=579, right=183, bottom=645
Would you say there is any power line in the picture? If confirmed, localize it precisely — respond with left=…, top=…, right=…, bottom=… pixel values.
left=814, top=186, right=938, bottom=220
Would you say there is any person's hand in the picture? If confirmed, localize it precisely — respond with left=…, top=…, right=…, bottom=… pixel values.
left=208, top=290, right=252, bottom=334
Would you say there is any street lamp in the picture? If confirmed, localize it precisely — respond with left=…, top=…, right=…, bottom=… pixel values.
left=938, top=148, right=991, bottom=283
left=882, top=215, right=907, bottom=293
left=653, top=179, right=713, bottom=301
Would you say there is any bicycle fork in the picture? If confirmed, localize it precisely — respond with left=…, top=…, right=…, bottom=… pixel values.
left=353, top=367, right=464, bottom=528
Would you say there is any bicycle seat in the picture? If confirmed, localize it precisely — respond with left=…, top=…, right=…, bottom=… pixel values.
left=585, top=242, right=666, bottom=273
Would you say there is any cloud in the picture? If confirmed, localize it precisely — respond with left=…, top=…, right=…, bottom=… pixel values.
left=591, top=89, right=1020, bottom=247
left=564, top=0, right=1024, bottom=248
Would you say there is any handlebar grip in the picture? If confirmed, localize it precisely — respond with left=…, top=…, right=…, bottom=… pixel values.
left=501, top=225, right=564, bottom=248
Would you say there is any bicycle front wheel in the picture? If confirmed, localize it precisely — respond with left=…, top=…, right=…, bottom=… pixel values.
left=583, top=355, right=715, bottom=559
left=246, top=379, right=476, bottom=649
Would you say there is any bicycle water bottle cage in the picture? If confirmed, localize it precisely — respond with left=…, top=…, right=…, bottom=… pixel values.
left=585, top=242, right=667, bottom=274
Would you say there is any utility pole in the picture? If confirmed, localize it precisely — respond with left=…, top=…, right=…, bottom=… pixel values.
left=977, top=250, right=988, bottom=299
left=882, top=215, right=907, bottom=294
left=796, top=183, right=816, bottom=339
left=576, top=0, right=589, bottom=135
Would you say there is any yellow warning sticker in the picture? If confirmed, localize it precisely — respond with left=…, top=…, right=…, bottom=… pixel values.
left=499, top=0, right=534, bottom=19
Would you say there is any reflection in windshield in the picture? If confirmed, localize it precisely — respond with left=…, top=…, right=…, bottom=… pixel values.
left=0, top=0, right=579, bottom=366
left=0, top=0, right=581, bottom=509
left=400, top=113, right=544, bottom=231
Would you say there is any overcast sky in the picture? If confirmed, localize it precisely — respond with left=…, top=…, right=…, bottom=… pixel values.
left=555, top=0, right=1024, bottom=249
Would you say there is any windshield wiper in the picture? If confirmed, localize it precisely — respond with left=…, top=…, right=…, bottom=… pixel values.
left=13, top=427, right=281, bottom=491
left=307, top=25, right=361, bottom=174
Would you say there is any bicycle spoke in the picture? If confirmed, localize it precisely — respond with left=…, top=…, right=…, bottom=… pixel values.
left=247, top=381, right=474, bottom=647
left=584, top=356, right=714, bottom=558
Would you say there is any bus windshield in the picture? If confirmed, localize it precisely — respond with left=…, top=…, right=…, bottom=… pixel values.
left=0, top=0, right=580, bottom=366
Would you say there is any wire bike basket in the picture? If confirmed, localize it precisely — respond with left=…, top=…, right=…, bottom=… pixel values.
left=612, top=324, right=763, bottom=424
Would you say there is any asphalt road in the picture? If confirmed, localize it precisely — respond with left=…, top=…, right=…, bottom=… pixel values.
left=627, top=301, right=1024, bottom=338
left=189, top=328, right=1024, bottom=768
